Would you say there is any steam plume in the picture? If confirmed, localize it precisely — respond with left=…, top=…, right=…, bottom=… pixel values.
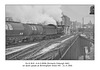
left=6, top=5, right=62, bottom=25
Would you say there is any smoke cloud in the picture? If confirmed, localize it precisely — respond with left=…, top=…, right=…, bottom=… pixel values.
left=6, top=5, right=62, bottom=25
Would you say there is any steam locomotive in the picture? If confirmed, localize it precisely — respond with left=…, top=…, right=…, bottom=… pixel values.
left=6, top=20, right=64, bottom=46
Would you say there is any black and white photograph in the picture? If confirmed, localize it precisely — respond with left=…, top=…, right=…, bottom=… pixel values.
left=5, top=4, right=94, bottom=60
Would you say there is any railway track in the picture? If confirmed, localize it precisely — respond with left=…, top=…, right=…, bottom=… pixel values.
left=6, top=34, right=76, bottom=60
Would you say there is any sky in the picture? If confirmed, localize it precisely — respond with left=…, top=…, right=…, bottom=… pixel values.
left=61, top=5, right=95, bottom=24
left=6, top=5, right=62, bottom=25
left=6, top=5, right=95, bottom=24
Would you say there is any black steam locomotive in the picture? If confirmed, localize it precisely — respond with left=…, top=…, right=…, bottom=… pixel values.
left=6, top=20, right=64, bottom=46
